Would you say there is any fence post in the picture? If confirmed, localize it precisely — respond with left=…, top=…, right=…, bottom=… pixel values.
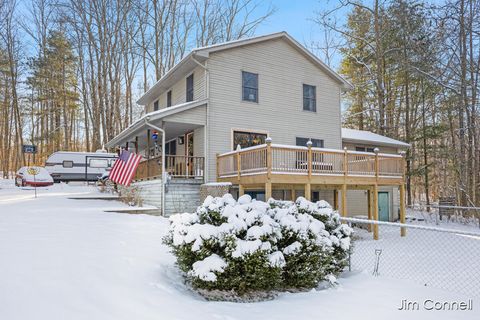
left=341, top=147, right=348, bottom=217
left=400, top=151, right=407, bottom=237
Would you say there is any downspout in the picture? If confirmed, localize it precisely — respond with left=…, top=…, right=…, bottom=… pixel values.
left=191, top=54, right=210, bottom=182
left=144, top=117, right=166, bottom=216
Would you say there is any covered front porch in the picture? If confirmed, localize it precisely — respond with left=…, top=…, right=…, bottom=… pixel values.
left=216, top=139, right=407, bottom=239
left=106, top=100, right=207, bottom=182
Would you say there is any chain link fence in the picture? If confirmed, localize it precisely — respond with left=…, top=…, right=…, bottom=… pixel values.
left=342, top=217, right=480, bottom=298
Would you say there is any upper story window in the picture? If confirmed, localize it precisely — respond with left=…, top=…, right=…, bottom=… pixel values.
left=153, top=100, right=159, bottom=111
left=233, top=130, right=266, bottom=149
left=356, top=146, right=375, bottom=153
left=303, top=84, right=316, bottom=112
left=296, top=137, right=324, bottom=148
left=242, top=71, right=258, bottom=102
left=186, top=74, right=194, bottom=102
left=167, top=90, right=172, bottom=107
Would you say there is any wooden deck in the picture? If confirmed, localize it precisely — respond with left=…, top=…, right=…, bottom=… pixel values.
left=216, top=140, right=406, bottom=239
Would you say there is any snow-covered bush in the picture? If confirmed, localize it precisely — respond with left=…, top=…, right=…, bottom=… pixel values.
left=163, top=194, right=352, bottom=296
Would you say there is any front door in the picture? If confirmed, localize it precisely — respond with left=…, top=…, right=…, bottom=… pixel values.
left=186, top=132, right=194, bottom=176
left=378, top=192, right=390, bottom=221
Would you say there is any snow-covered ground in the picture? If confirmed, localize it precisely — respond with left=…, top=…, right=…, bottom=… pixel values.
left=0, top=180, right=477, bottom=320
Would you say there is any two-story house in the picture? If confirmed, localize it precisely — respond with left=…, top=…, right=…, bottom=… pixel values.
left=106, top=32, right=409, bottom=238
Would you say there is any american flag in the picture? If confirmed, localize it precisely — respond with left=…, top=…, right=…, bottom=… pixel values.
left=109, top=150, right=142, bottom=186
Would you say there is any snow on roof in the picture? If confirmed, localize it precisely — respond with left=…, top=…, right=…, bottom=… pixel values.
left=341, top=128, right=410, bottom=148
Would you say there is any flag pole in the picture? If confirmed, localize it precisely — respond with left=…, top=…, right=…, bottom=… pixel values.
left=144, top=117, right=166, bottom=216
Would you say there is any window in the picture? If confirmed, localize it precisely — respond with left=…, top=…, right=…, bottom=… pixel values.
left=167, top=90, right=172, bottom=107
left=89, top=159, right=108, bottom=168
left=153, top=100, right=159, bottom=111
left=242, top=71, right=258, bottom=102
left=233, top=131, right=267, bottom=149
left=62, top=160, right=73, bottom=168
left=186, top=74, right=194, bottom=102
left=303, top=84, right=316, bottom=112
left=355, top=146, right=375, bottom=153
left=296, top=137, right=324, bottom=148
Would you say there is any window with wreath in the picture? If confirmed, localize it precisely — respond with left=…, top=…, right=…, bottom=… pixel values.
left=233, top=131, right=267, bottom=149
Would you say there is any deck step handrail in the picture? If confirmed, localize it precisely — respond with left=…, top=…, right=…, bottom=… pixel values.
left=217, top=143, right=405, bottom=179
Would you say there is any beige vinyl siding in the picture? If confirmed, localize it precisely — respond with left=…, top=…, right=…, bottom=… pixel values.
left=206, top=38, right=342, bottom=181
left=342, top=142, right=399, bottom=154
left=145, top=66, right=206, bottom=113
left=163, top=105, right=207, bottom=126
left=193, top=126, right=205, bottom=157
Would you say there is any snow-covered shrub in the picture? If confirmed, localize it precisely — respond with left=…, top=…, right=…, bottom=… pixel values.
left=163, top=194, right=353, bottom=296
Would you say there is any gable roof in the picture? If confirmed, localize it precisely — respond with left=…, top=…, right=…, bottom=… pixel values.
left=137, top=32, right=352, bottom=105
left=341, top=128, right=410, bottom=149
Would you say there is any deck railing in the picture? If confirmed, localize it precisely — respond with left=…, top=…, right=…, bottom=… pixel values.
left=217, top=143, right=404, bottom=180
left=135, top=155, right=204, bottom=180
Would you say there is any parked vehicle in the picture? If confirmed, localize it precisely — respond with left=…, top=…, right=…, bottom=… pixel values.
left=45, top=151, right=117, bottom=182
left=15, top=166, right=54, bottom=187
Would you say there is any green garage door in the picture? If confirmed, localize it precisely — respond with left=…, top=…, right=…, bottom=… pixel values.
left=378, top=192, right=390, bottom=221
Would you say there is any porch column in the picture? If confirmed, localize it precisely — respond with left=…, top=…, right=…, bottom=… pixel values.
left=265, top=182, right=272, bottom=200
left=373, top=184, right=379, bottom=240
left=291, top=188, right=296, bottom=201
left=239, top=184, right=244, bottom=197
left=400, top=183, right=406, bottom=236
left=305, top=183, right=311, bottom=201
left=341, top=184, right=347, bottom=217
left=135, top=136, right=139, bottom=153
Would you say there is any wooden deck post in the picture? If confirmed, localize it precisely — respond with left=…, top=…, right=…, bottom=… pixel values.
left=341, top=184, right=347, bottom=217
left=236, top=146, right=241, bottom=181
left=367, top=189, right=372, bottom=232
left=307, top=140, right=312, bottom=179
left=239, top=184, right=244, bottom=197
left=291, top=188, right=296, bottom=201
left=333, top=189, right=338, bottom=210
left=374, top=148, right=380, bottom=181
left=266, top=137, right=272, bottom=180
left=216, top=153, right=220, bottom=180
left=373, top=184, right=379, bottom=240
left=265, top=182, right=272, bottom=200
left=305, top=183, right=311, bottom=201
left=400, top=183, right=406, bottom=236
